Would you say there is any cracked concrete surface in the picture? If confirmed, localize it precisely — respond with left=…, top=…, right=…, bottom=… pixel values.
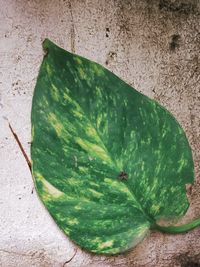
left=0, top=0, right=200, bottom=266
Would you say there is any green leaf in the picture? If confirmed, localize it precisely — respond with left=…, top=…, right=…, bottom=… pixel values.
left=31, top=39, right=197, bottom=255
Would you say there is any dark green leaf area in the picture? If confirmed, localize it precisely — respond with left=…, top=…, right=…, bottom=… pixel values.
left=31, top=39, right=194, bottom=254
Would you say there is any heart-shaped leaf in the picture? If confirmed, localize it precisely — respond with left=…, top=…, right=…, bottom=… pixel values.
left=31, top=39, right=198, bottom=255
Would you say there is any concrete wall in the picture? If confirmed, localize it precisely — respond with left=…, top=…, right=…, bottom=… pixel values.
left=0, top=0, right=200, bottom=266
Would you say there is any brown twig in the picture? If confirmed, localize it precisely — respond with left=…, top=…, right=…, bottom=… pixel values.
left=63, top=249, right=77, bottom=266
left=8, top=123, right=32, bottom=172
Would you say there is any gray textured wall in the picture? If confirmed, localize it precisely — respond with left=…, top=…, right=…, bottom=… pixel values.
left=0, top=0, right=200, bottom=266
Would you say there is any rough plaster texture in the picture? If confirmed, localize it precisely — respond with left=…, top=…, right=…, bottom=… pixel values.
left=0, top=0, right=200, bottom=266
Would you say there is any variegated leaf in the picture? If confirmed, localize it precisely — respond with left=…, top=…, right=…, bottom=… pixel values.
left=31, top=39, right=196, bottom=254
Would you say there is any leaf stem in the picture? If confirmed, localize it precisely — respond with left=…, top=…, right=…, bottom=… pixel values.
left=152, top=217, right=200, bottom=234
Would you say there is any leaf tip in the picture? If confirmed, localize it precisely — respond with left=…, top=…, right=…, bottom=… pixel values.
left=42, top=39, right=51, bottom=57
left=42, top=38, right=51, bottom=48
